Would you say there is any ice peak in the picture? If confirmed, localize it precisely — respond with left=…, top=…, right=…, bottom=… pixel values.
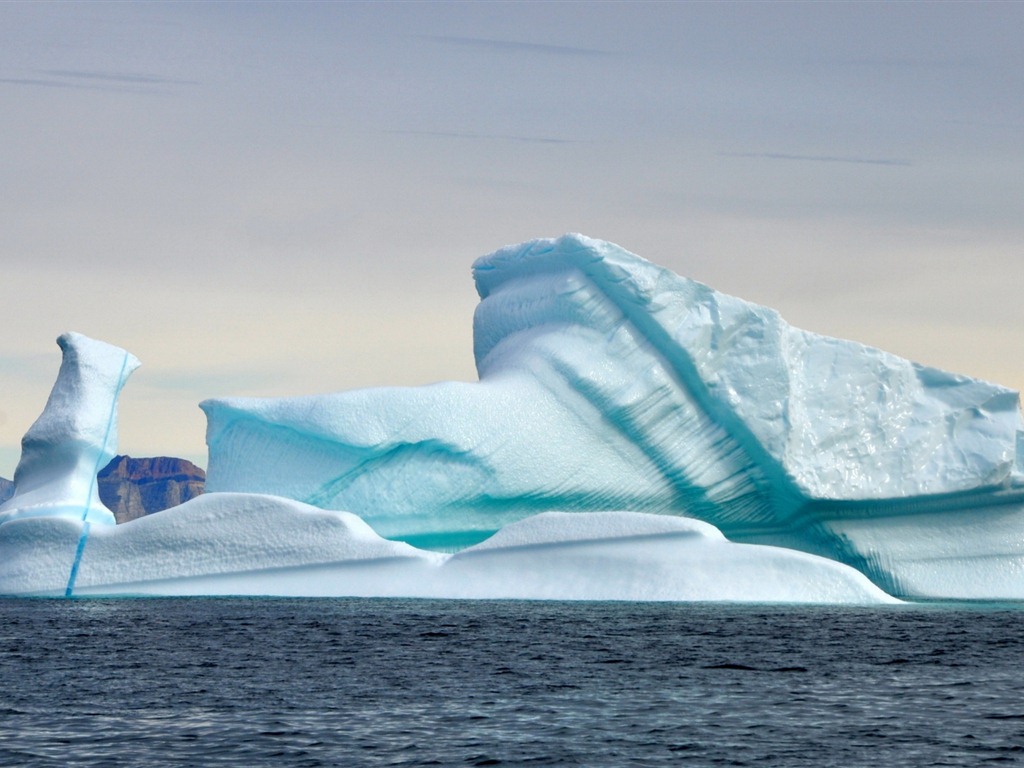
left=0, top=332, right=140, bottom=527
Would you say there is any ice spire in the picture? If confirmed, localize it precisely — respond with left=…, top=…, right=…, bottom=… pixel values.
left=0, top=332, right=140, bottom=527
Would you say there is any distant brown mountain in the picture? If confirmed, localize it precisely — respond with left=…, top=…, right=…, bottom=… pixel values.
left=97, top=456, right=206, bottom=524
left=0, top=456, right=204, bottom=523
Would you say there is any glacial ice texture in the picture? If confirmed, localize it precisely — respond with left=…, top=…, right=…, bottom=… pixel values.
left=0, top=497, right=895, bottom=603
left=203, top=235, right=1024, bottom=599
left=0, top=333, right=139, bottom=528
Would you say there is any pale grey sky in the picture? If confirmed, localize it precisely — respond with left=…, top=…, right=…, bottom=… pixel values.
left=1, top=1, right=1022, bottom=478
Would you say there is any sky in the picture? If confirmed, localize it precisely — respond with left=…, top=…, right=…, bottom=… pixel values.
left=1, top=1, right=1022, bottom=479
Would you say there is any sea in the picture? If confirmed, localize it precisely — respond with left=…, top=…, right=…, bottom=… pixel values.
left=1, top=598, right=1022, bottom=767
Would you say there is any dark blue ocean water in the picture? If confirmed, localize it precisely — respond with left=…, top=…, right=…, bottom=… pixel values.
left=2, top=599, right=1023, bottom=767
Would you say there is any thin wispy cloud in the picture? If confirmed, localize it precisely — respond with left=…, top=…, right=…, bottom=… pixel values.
left=420, top=34, right=619, bottom=58
left=0, top=69, right=197, bottom=93
left=944, top=117, right=1023, bottom=130
left=827, top=56, right=980, bottom=69
left=42, top=70, right=199, bottom=86
left=0, top=77, right=135, bottom=92
left=386, top=129, right=584, bottom=145
left=720, top=151, right=913, bottom=167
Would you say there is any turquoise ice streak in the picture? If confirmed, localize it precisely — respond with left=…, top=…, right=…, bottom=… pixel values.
left=64, top=350, right=132, bottom=597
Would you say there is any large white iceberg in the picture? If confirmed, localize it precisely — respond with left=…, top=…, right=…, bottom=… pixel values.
left=0, top=330, right=895, bottom=603
left=4, top=234, right=1024, bottom=601
left=202, top=234, right=1024, bottom=599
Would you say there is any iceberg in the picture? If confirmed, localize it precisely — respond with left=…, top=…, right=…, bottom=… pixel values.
left=202, top=235, right=1024, bottom=600
left=0, top=332, right=139, bottom=597
left=0, top=332, right=139, bottom=528
left=3, top=234, right=1024, bottom=602
left=0, top=329, right=894, bottom=603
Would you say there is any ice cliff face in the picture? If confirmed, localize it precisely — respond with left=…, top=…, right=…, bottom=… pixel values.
left=202, top=235, right=1024, bottom=598
left=0, top=333, right=139, bottom=528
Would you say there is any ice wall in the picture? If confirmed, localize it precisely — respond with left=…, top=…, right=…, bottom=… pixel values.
left=202, top=235, right=1024, bottom=598
left=0, top=332, right=139, bottom=527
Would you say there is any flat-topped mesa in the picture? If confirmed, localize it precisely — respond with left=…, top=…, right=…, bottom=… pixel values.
left=0, top=333, right=140, bottom=527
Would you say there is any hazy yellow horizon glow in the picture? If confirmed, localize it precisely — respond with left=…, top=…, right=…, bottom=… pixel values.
left=2, top=1, right=1022, bottom=479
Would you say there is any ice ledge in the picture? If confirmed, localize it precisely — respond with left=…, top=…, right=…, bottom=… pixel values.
left=0, top=498, right=897, bottom=603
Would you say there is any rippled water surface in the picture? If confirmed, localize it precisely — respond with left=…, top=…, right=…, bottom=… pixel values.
left=2, top=598, right=1024, bottom=766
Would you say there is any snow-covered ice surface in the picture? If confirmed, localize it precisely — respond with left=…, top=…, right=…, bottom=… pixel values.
left=0, top=496, right=895, bottom=603
left=202, top=235, right=1024, bottom=599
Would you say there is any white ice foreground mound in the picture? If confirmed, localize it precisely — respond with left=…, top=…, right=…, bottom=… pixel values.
left=202, top=234, right=1024, bottom=599
left=0, top=495, right=895, bottom=603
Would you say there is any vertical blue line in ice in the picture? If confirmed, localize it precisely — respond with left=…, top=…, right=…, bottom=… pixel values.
left=64, top=350, right=131, bottom=598
left=65, top=521, right=90, bottom=597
